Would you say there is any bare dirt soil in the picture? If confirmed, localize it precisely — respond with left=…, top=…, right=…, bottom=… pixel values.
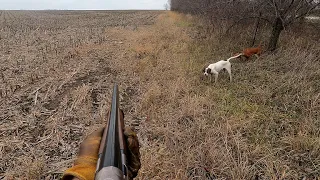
left=0, top=10, right=162, bottom=179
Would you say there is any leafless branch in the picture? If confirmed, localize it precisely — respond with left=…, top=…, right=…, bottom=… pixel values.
left=225, top=16, right=272, bottom=34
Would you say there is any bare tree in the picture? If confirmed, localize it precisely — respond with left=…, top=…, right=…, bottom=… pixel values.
left=260, top=0, right=320, bottom=51
left=171, top=0, right=320, bottom=51
left=164, top=3, right=170, bottom=10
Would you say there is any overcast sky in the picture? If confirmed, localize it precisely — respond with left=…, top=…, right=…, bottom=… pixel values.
left=0, top=0, right=168, bottom=10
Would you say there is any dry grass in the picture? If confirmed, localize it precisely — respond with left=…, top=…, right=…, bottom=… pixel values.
left=1, top=10, right=319, bottom=180
left=113, top=12, right=320, bottom=179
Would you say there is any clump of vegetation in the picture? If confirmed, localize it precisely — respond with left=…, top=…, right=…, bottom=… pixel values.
left=170, top=0, right=320, bottom=51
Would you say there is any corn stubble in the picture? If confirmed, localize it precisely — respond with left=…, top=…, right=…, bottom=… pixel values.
left=1, top=10, right=319, bottom=180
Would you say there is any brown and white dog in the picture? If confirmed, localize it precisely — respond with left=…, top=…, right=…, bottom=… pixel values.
left=203, top=54, right=242, bottom=83
left=236, top=45, right=262, bottom=60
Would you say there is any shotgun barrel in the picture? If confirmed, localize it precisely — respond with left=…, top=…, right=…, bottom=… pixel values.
left=95, top=83, right=128, bottom=180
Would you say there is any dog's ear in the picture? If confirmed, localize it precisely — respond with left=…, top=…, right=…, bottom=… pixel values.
left=202, top=67, right=206, bottom=73
left=206, top=68, right=211, bottom=74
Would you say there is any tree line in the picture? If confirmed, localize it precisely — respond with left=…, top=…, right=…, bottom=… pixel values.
left=169, top=0, right=319, bottom=51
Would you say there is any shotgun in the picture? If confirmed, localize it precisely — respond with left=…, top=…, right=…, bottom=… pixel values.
left=95, top=83, right=128, bottom=180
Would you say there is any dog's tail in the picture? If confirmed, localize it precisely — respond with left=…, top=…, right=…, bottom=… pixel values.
left=227, top=53, right=243, bottom=61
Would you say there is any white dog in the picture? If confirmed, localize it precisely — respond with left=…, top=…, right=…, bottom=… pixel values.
left=203, top=54, right=242, bottom=83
